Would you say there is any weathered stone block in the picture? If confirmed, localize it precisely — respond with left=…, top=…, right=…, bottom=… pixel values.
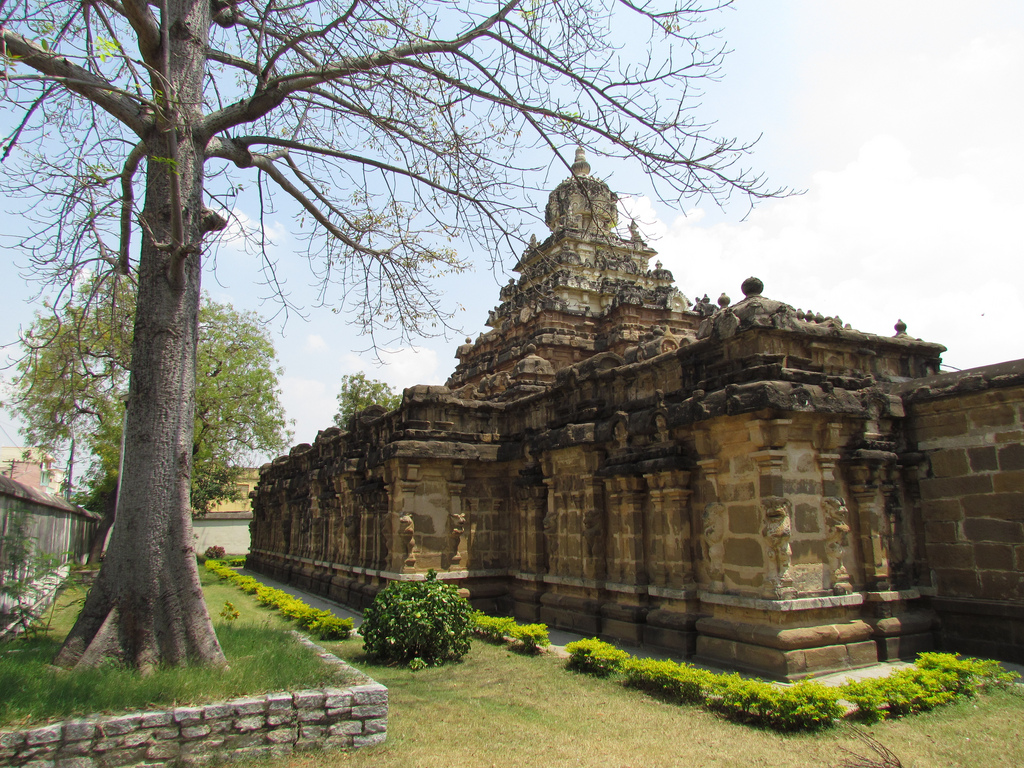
left=144, top=742, right=180, bottom=760
left=962, top=517, right=1024, bottom=543
left=794, top=503, right=819, bottom=534
left=231, top=697, right=267, bottom=716
left=181, top=725, right=211, bottom=740
left=930, top=448, right=969, bottom=478
left=999, top=444, right=1024, bottom=471
left=921, top=475, right=993, bottom=501
left=266, top=712, right=296, bottom=727
left=0, top=731, right=27, bottom=749
left=922, top=498, right=963, bottom=522
left=961, top=492, right=1024, bottom=520
left=969, top=404, right=1016, bottom=429
left=728, top=504, right=759, bottom=534
left=362, top=718, right=388, bottom=734
left=62, top=722, right=97, bottom=742
left=233, top=715, right=266, bottom=733
left=329, top=721, right=362, bottom=737
left=119, top=731, right=150, bottom=749
left=265, top=692, right=294, bottom=711
left=968, top=446, right=998, bottom=472
left=926, top=543, right=975, bottom=570
left=323, top=689, right=353, bottom=709
left=350, top=685, right=388, bottom=706
left=724, top=538, right=763, bottom=567
left=979, top=570, right=1023, bottom=600
left=201, top=703, right=232, bottom=720
left=55, top=756, right=96, bottom=768
left=352, top=732, right=387, bottom=748
left=172, top=708, right=204, bottom=725
left=292, top=690, right=327, bottom=709
left=994, top=470, right=1024, bottom=493
left=935, top=569, right=981, bottom=597
left=296, top=709, right=326, bottom=723
left=352, top=704, right=388, bottom=719
left=299, top=725, right=326, bottom=741
left=265, top=728, right=298, bottom=745
left=26, top=725, right=63, bottom=746
left=58, top=741, right=93, bottom=757
left=975, top=543, right=1015, bottom=571
left=98, top=747, right=145, bottom=767
left=325, top=707, right=352, bottom=720
left=924, top=520, right=958, bottom=544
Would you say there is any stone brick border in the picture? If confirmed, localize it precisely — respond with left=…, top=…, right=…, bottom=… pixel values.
left=0, top=633, right=387, bottom=767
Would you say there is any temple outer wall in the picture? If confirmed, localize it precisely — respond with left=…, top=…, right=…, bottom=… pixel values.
left=902, top=361, right=1024, bottom=663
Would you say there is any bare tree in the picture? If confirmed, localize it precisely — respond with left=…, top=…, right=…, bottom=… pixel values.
left=0, top=0, right=782, bottom=670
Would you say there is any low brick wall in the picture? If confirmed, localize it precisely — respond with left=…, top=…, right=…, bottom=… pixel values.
left=0, top=637, right=387, bottom=767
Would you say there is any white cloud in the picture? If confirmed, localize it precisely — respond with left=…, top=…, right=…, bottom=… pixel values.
left=279, top=376, right=335, bottom=448
left=304, top=334, right=328, bottom=352
left=339, top=346, right=444, bottom=392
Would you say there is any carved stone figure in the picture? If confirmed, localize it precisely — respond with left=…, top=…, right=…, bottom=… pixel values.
left=702, top=502, right=726, bottom=591
left=443, top=512, right=466, bottom=569
left=542, top=507, right=559, bottom=574
left=823, top=496, right=852, bottom=594
left=761, top=496, right=793, bottom=598
left=398, top=513, right=416, bottom=568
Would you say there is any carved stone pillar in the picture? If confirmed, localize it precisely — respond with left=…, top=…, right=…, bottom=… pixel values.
left=760, top=496, right=794, bottom=598
left=514, top=476, right=547, bottom=573
left=443, top=464, right=466, bottom=569
left=847, top=458, right=895, bottom=591
left=645, top=470, right=692, bottom=588
left=605, top=475, right=646, bottom=585
left=541, top=477, right=559, bottom=576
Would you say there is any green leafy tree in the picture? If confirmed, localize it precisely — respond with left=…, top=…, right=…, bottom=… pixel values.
left=8, top=279, right=291, bottom=559
left=1, top=0, right=781, bottom=670
left=333, top=373, right=402, bottom=427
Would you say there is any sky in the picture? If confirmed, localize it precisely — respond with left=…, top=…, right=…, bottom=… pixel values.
left=2, top=0, right=1023, bottom=463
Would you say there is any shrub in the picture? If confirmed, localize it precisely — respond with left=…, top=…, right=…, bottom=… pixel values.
left=472, top=612, right=518, bottom=642
left=565, top=638, right=632, bottom=677
left=361, top=570, right=473, bottom=666
left=204, top=545, right=226, bottom=560
left=621, top=657, right=716, bottom=704
left=840, top=652, right=1019, bottom=723
left=711, top=676, right=843, bottom=731
left=509, top=623, right=551, bottom=653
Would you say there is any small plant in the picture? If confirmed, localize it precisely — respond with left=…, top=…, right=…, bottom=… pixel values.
left=509, top=622, right=551, bottom=653
left=565, top=638, right=632, bottom=677
left=203, top=545, right=226, bottom=560
left=0, top=510, right=67, bottom=638
left=710, top=675, right=843, bottom=731
left=360, top=569, right=473, bottom=667
left=408, top=657, right=427, bottom=672
left=219, top=601, right=240, bottom=621
left=472, top=612, right=518, bottom=643
left=620, top=657, right=716, bottom=704
left=840, top=652, right=1019, bottom=722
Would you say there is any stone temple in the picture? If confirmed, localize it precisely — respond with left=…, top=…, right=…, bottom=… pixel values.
left=249, top=150, right=1024, bottom=680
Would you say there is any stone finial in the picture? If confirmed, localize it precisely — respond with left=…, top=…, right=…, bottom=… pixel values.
left=741, top=276, right=764, bottom=297
left=629, top=219, right=641, bottom=242
left=571, top=147, right=591, bottom=177
left=529, top=233, right=538, bottom=248
left=717, top=292, right=731, bottom=308
left=894, top=319, right=908, bottom=336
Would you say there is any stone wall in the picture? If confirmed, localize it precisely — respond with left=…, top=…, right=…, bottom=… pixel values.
left=902, top=360, right=1024, bottom=663
left=0, top=638, right=387, bottom=767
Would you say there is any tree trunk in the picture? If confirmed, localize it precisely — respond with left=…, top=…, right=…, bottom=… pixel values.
left=56, top=0, right=225, bottom=671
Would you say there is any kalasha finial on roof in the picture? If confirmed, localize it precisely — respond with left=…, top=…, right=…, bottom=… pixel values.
left=741, top=276, right=764, bottom=297
left=571, top=147, right=591, bottom=177
left=894, top=319, right=908, bottom=336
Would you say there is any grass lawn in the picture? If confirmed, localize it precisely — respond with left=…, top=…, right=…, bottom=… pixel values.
left=252, top=638, right=1024, bottom=768
left=5, top=570, right=1023, bottom=768
left=0, top=569, right=361, bottom=728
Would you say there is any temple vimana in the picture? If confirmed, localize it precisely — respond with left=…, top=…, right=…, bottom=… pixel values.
left=249, top=150, right=1024, bottom=680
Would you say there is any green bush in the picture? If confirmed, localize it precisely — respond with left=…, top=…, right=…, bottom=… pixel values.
left=509, top=623, right=551, bottom=653
left=621, top=657, right=716, bottom=704
left=204, top=545, right=226, bottom=560
left=203, top=559, right=352, bottom=640
left=472, top=612, right=518, bottom=643
left=565, top=638, right=633, bottom=677
left=361, top=570, right=473, bottom=666
left=840, top=652, right=1020, bottom=723
left=711, top=676, right=843, bottom=731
